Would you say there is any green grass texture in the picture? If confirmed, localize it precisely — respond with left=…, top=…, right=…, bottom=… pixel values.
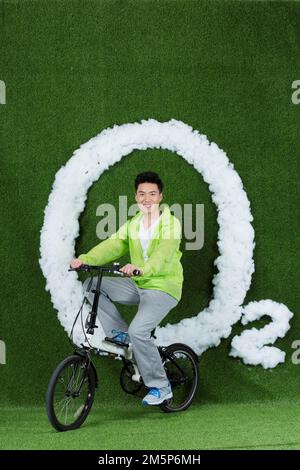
left=1, top=400, right=300, bottom=450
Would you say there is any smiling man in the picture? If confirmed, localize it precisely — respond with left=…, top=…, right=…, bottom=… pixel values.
left=71, top=171, right=183, bottom=406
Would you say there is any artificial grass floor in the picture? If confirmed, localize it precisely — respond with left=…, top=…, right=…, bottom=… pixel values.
left=1, top=401, right=300, bottom=450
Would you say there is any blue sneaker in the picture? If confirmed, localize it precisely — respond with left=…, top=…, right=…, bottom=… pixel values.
left=111, top=329, right=129, bottom=345
left=142, top=383, right=173, bottom=406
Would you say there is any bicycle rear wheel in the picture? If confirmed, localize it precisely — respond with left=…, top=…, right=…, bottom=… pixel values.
left=160, top=343, right=199, bottom=412
left=46, top=354, right=96, bottom=431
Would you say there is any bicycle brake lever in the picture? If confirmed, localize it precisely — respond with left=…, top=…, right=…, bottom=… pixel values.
left=81, top=265, right=91, bottom=272
left=68, top=264, right=90, bottom=272
left=133, top=269, right=141, bottom=276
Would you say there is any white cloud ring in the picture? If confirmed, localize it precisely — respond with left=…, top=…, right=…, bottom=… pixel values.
left=39, top=119, right=292, bottom=368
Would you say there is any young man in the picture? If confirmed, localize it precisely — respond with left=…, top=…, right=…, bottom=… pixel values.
left=70, top=171, right=184, bottom=406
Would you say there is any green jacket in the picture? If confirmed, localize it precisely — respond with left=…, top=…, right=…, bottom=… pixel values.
left=78, top=205, right=184, bottom=301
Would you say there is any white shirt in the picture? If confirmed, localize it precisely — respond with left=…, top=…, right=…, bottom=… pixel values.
left=139, top=213, right=162, bottom=261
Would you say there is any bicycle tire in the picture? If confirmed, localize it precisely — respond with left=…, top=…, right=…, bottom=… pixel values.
left=46, top=354, right=96, bottom=432
left=160, top=343, right=199, bottom=413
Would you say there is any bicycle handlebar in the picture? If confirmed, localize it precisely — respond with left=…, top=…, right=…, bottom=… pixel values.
left=68, top=262, right=141, bottom=276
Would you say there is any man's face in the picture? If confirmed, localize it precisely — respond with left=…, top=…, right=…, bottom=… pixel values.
left=135, top=182, right=163, bottom=215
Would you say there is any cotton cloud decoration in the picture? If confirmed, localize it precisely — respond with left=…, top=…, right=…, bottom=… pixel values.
left=39, top=119, right=293, bottom=369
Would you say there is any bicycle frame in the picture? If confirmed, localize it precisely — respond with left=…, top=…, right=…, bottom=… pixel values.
left=83, top=263, right=123, bottom=335
left=70, top=263, right=143, bottom=382
left=70, top=263, right=198, bottom=388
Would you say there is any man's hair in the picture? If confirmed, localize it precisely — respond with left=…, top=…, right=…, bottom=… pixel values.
left=135, top=171, right=164, bottom=193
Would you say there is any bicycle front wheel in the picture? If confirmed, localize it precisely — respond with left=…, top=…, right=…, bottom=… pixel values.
left=46, top=354, right=96, bottom=431
left=160, top=343, right=199, bottom=413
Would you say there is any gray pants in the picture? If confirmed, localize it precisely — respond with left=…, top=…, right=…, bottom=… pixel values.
left=83, top=276, right=178, bottom=388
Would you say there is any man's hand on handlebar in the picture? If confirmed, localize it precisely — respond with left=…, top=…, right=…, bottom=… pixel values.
left=69, top=259, right=143, bottom=276
left=70, top=258, right=83, bottom=269
left=119, top=263, right=143, bottom=277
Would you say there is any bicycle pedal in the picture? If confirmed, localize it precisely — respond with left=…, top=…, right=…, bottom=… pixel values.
left=104, top=336, right=130, bottom=348
left=161, top=398, right=172, bottom=405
